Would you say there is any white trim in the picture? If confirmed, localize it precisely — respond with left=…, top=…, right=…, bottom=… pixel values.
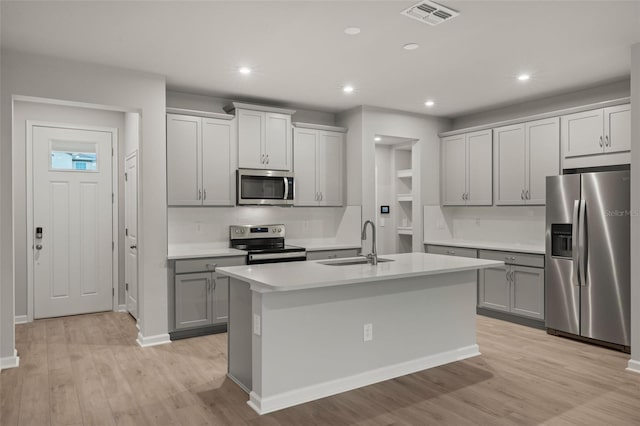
left=26, top=120, right=119, bottom=321
left=247, top=344, right=480, bottom=415
left=118, top=304, right=127, bottom=313
left=439, top=97, right=630, bottom=137
left=626, top=359, right=640, bottom=374
left=0, top=350, right=20, bottom=370
left=13, top=94, right=140, bottom=114
left=292, top=122, right=348, bottom=133
left=136, top=332, right=171, bottom=347
left=112, top=131, right=120, bottom=312
left=14, top=315, right=28, bottom=324
left=223, top=102, right=296, bottom=115
left=166, top=107, right=234, bottom=120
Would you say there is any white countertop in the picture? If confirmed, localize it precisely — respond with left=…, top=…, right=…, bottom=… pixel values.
left=423, top=239, right=545, bottom=255
left=168, top=243, right=246, bottom=260
left=217, top=252, right=503, bottom=292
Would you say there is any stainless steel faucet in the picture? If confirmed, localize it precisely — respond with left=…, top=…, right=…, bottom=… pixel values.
left=361, top=220, right=378, bottom=265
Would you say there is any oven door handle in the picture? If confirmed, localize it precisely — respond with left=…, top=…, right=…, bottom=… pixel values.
left=249, top=251, right=306, bottom=262
left=283, top=177, right=289, bottom=200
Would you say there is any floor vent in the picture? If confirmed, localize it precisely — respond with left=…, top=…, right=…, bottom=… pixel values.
left=401, top=1, right=460, bottom=26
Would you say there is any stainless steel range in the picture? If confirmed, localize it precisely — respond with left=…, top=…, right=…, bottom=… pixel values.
left=230, top=224, right=306, bottom=264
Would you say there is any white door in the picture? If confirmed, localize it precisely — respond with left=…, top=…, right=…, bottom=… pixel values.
left=237, top=109, right=265, bottom=169
left=318, top=131, right=344, bottom=206
left=125, top=152, right=138, bottom=319
left=166, top=114, right=201, bottom=205
left=33, top=126, right=113, bottom=318
left=466, top=130, right=493, bottom=206
left=525, top=117, right=559, bottom=205
left=441, top=134, right=466, bottom=206
left=293, top=128, right=319, bottom=206
left=561, top=109, right=604, bottom=158
left=494, top=124, right=526, bottom=205
left=604, top=104, right=631, bottom=153
left=264, top=112, right=291, bottom=171
left=202, top=118, right=234, bottom=206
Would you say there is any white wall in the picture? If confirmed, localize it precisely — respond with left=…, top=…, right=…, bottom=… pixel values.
left=452, top=78, right=630, bottom=130
left=12, top=101, right=127, bottom=318
left=1, top=49, right=168, bottom=358
left=166, top=90, right=336, bottom=126
left=375, top=146, right=394, bottom=254
left=629, top=43, right=640, bottom=373
left=168, top=206, right=361, bottom=248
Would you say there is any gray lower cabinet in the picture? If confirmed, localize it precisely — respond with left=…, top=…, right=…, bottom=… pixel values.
left=306, top=248, right=360, bottom=261
left=478, top=250, right=544, bottom=321
left=171, top=255, right=245, bottom=338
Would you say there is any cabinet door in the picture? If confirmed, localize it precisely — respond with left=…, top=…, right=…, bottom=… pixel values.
left=510, top=266, right=544, bottom=320
left=212, top=274, right=229, bottom=324
left=238, top=109, right=265, bottom=169
left=167, top=114, right=202, bottom=206
left=265, top=112, right=291, bottom=171
left=293, top=128, right=319, bottom=206
left=604, top=104, right=631, bottom=153
left=202, top=118, right=235, bottom=206
left=561, top=109, right=604, bottom=158
left=494, top=124, right=525, bottom=205
left=175, top=273, right=213, bottom=330
left=466, top=130, right=493, bottom=205
left=317, top=131, right=344, bottom=206
left=478, top=266, right=510, bottom=312
left=441, top=135, right=467, bottom=206
left=526, top=117, right=559, bottom=205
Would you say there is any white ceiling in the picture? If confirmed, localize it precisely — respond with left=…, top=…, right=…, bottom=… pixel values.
left=2, top=1, right=640, bottom=118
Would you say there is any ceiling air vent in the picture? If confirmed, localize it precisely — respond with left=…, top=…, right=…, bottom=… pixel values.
left=401, top=1, right=460, bottom=26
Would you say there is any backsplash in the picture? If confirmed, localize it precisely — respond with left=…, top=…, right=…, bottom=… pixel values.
left=168, top=205, right=361, bottom=246
left=424, top=205, right=545, bottom=245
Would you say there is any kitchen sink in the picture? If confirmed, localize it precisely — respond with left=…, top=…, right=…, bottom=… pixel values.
left=319, top=258, right=394, bottom=266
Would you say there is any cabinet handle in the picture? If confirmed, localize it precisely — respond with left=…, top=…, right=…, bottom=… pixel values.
left=206, top=263, right=217, bottom=271
left=525, top=190, right=529, bottom=200
left=207, top=278, right=211, bottom=293
left=320, top=192, right=323, bottom=201
left=266, top=154, right=270, bottom=164
left=599, top=136, right=603, bottom=147
left=198, top=189, right=202, bottom=200
left=203, top=189, right=207, bottom=200
left=447, top=250, right=456, bottom=255
left=261, top=154, right=265, bottom=163
left=462, top=193, right=465, bottom=200
left=521, top=190, right=524, bottom=200
left=605, top=135, right=610, bottom=147
left=213, top=278, right=217, bottom=291
left=506, top=270, right=510, bottom=281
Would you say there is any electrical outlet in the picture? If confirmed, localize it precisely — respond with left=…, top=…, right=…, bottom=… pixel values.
left=253, top=314, right=261, bottom=336
left=363, top=323, right=373, bottom=342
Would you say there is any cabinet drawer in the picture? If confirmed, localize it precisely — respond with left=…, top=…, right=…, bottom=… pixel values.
left=175, top=256, right=246, bottom=274
left=307, top=248, right=360, bottom=261
left=425, top=245, right=477, bottom=258
left=478, top=250, right=543, bottom=268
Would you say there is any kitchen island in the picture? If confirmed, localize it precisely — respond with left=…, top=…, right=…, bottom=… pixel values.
left=217, top=252, right=503, bottom=414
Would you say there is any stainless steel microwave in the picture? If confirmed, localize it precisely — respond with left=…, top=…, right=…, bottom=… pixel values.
left=236, top=169, right=295, bottom=206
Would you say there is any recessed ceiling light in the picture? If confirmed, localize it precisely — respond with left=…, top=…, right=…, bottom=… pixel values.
left=343, top=85, right=354, bottom=94
left=374, top=136, right=381, bottom=142
left=238, top=66, right=252, bottom=75
left=344, top=27, right=361, bottom=35
left=403, top=43, right=420, bottom=50
left=425, top=100, right=435, bottom=107
left=517, top=74, right=530, bottom=81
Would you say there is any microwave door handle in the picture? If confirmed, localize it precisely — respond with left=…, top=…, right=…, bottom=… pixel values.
left=571, top=200, right=580, bottom=287
left=283, top=177, right=289, bottom=200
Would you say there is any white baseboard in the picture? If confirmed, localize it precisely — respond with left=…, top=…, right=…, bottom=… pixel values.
left=15, top=315, right=28, bottom=324
left=0, top=350, right=20, bottom=370
left=136, top=332, right=171, bottom=348
left=118, top=304, right=127, bottom=313
left=248, top=344, right=481, bottom=415
left=626, top=359, right=640, bottom=374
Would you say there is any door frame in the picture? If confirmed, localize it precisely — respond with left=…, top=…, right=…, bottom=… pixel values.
left=125, top=150, right=139, bottom=319
left=26, top=120, right=119, bottom=322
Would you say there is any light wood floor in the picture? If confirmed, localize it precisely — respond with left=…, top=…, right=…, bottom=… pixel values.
left=1, top=312, right=639, bottom=426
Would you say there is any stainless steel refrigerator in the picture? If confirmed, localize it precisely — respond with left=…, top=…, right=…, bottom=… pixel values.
left=545, top=170, right=630, bottom=351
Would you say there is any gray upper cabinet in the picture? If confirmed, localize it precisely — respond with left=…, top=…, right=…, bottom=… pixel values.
left=293, top=126, right=345, bottom=206
left=442, top=130, right=492, bottom=206
left=494, top=117, right=559, bottom=205
left=167, top=113, right=236, bottom=206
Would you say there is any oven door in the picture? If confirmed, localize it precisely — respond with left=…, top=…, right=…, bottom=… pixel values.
left=237, top=169, right=294, bottom=205
left=248, top=252, right=307, bottom=264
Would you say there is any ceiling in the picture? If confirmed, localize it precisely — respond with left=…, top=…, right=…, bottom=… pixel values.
left=2, top=1, right=640, bottom=118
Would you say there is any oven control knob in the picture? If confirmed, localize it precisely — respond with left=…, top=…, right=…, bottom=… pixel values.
left=277, top=228, right=282, bottom=232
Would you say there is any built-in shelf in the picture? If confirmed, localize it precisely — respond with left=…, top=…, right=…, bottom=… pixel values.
left=397, top=169, right=412, bottom=179
left=397, top=194, right=413, bottom=202
left=397, top=227, right=413, bottom=235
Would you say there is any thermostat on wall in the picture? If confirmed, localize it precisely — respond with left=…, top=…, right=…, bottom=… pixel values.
left=380, top=205, right=390, bottom=214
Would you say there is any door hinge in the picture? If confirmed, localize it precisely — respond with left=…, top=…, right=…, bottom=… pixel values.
left=126, top=282, right=129, bottom=291
left=125, top=228, right=128, bottom=236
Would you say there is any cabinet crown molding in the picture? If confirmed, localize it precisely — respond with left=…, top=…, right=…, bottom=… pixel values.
left=166, top=107, right=234, bottom=120
left=292, top=122, right=348, bottom=133
left=224, top=102, right=296, bottom=115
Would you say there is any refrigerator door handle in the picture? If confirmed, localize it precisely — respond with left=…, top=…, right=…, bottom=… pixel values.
left=578, top=199, right=587, bottom=287
left=572, top=200, right=581, bottom=287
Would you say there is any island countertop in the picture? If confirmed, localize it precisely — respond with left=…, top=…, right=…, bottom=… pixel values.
left=217, top=252, right=503, bottom=292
